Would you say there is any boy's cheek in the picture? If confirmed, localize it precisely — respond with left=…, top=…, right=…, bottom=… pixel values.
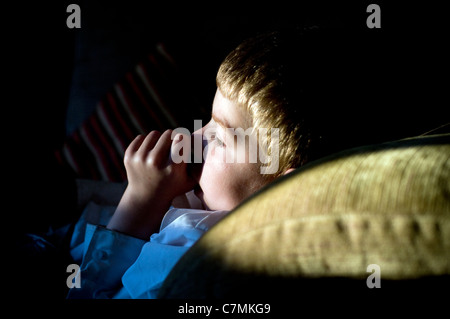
left=203, top=145, right=227, bottom=165
left=199, top=164, right=227, bottom=194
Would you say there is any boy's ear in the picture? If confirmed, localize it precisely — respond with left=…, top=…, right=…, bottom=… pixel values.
left=283, top=168, right=296, bottom=175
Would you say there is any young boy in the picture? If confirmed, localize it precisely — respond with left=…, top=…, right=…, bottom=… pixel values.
left=67, top=29, right=337, bottom=298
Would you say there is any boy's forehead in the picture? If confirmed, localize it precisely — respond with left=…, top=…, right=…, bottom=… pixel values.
left=212, top=89, right=251, bottom=129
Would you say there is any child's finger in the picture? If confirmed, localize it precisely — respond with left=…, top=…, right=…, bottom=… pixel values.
left=169, top=132, right=191, bottom=165
left=137, top=131, right=162, bottom=159
left=150, top=129, right=173, bottom=167
left=124, top=134, right=145, bottom=160
left=172, top=132, right=185, bottom=146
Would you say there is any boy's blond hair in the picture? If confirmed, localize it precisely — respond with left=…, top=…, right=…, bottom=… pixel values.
left=216, top=30, right=319, bottom=177
left=216, top=28, right=384, bottom=177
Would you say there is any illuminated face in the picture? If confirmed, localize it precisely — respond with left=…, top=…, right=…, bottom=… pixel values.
left=192, top=89, right=271, bottom=211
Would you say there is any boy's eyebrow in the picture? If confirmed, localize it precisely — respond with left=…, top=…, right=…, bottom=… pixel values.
left=212, top=112, right=232, bottom=129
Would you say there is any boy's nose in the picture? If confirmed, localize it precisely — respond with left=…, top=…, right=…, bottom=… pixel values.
left=192, top=126, right=203, bottom=136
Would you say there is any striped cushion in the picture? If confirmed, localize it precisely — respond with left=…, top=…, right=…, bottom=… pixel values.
left=55, top=43, right=192, bottom=181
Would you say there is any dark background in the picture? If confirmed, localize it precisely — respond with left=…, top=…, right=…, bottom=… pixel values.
left=13, top=1, right=448, bottom=149
left=5, top=0, right=449, bottom=300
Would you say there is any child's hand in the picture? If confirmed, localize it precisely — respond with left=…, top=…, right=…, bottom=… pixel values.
left=107, top=130, right=197, bottom=239
left=124, top=129, right=196, bottom=202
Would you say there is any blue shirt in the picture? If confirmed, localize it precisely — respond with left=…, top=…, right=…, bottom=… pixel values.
left=67, top=202, right=228, bottom=299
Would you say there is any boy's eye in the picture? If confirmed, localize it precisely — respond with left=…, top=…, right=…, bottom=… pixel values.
left=212, top=134, right=225, bottom=147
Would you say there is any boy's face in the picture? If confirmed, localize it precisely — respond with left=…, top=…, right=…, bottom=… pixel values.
left=192, top=89, right=271, bottom=211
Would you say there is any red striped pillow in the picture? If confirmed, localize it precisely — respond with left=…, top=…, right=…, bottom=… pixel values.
left=55, top=43, right=190, bottom=182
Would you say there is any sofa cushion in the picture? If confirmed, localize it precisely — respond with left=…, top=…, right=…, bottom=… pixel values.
left=158, top=134, right=450, bottom=298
